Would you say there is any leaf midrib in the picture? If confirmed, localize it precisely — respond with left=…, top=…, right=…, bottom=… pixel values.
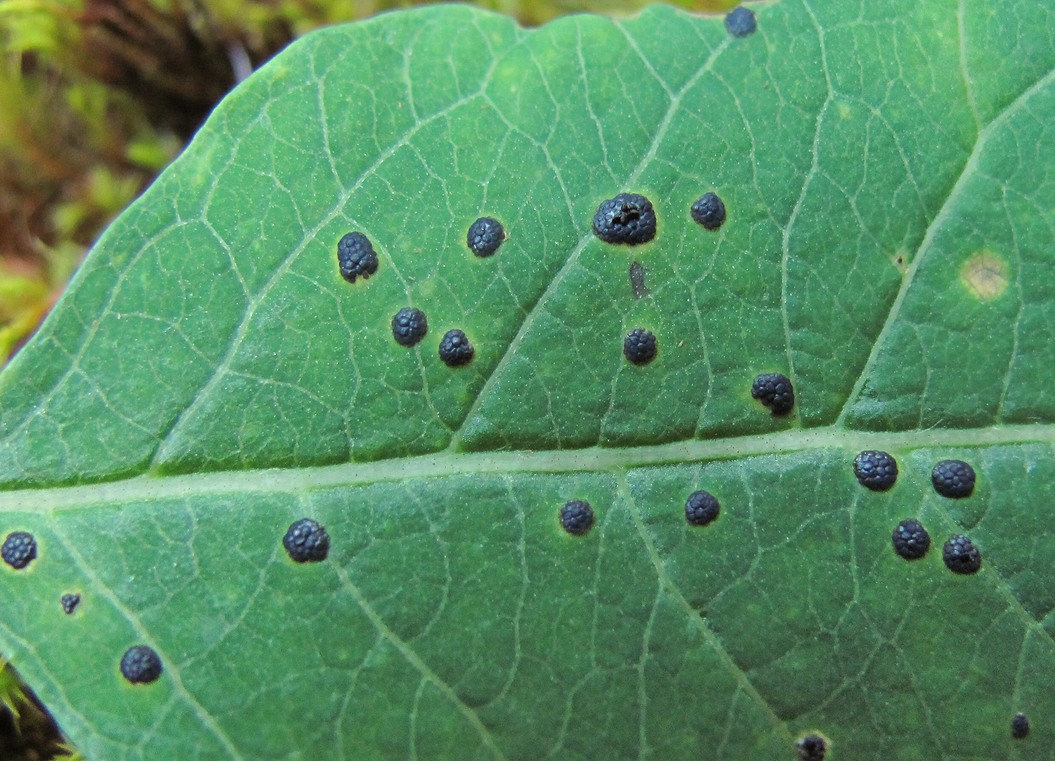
left=3, top=423, right=1051, bottom=512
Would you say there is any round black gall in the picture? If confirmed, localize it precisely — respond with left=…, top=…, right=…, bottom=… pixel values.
left=467, top=217, right=505, bottom=257
left=795, top=733, right=827, bottom=761
left=283, top=518, right=330, bottom=563
left=931, top=459, right=975, bottom=498
left=560, top=500, right=594, bottom=536
left=593, top=193, right=657, bottom=245
left=439, top=329, right=474, bottom=367
left=337, top=231, right=379, bottom=283
left=853, top=450, right=898, bottom=491
left=120, top=645, right=163, bottom=684
left=725, top=6, right=757, bottom=37
left=623, top=328, right=658, bottom=365
left=751, top=372, right=794, bottom=415
left=891, top=519, right=930, bottom=560
left=1, top=531, right=37, bottom=570
left=685, top=490, right=720, bottom=526
left=61, top=593, right=81, bottom=615
left=690, top=192, right=727, bottom=230
left=1011, top=712, right=1030, bottom=739
left=942, top=534, right=981, bottom=575
left=391, top=307, right=428, bottom=347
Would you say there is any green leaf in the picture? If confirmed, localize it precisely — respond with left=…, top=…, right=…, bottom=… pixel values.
left=2, top=1, right=1055, bottom=758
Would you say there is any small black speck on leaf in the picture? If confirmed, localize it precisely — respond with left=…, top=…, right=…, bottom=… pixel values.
left=931, top=459, right=975, bottom=498
left=892, top=519, right=930, bottom=560
left=623, top=328, right=658, bottom=365
left=120, top=645, right=163, bottom=684
left=685, top=490, right=720, bottom=526
left=1011, top=712, right=1030, bottom=739
left=593, top=193, right=657, bottom=245
left=439, top=329, right=474, bottom=367
left=391, top=307, right=428, bottom=347
left=942, top=534, right=981, bottom=575
left=725, top=6, right=757, bottom=37
left=560, top=500, right=594, bottom=536
left=751, top=372, right=794, bottom=415
left=1, top=531, right=37, bottom=570
left=690, top=192, right=727, bottom=230
left=60, top=593, right=81, bottom=615
left=337, top=232, right=379, bottom=283
left=283, top=518, right=330, bottom=563
left=795, top=733, right=828, bottom=761
left=467, top=217, right=505, bottom=257
left=853, top=450, right=898, bottom=491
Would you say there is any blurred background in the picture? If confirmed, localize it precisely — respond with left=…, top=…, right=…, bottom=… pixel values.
left=0, top=1, right=734, bottom=757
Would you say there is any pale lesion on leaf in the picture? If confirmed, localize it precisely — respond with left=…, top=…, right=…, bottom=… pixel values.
left=960, top=249, right=1009, bottom=301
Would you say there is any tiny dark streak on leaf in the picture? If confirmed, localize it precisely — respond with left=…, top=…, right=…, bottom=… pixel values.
left=629, top=261, right=650, bottom=299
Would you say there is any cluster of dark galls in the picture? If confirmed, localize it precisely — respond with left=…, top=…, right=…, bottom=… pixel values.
left=336, top=180, right=733, bottom=372
left=0, top=531, right=159, bottom=684
left=852, top=450, right=982, bottom=574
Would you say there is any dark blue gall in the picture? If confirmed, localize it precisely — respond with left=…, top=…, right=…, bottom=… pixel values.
left=336, top=232, right=379, bottom=283
left=1011, top=713, right=1030, bottom=739
left=892, top=519, right=930, bottom=560
left=624, top=328, right=658, bottom=365
left=439, top=329, right=474, bottom=366
left=931, top=459, right=975, bottom=498
left=854, top=450, right=898, bottom=491
left=283, top=518, right=330, bottom=563
left=795, top=733, right=827, bottom=761
left=725, top=6, right=757, bottom=37
left=751, top=372, right=794, bottom=415
left=593, top=193, right=657, bottom=245
left=120, top=645, right=163, bottom=684
left=685, top=490, right=720, bottom=526
left=560, top=500, right=594, bottom=536
left=942, top=534, right=981, bottom=574
left=467, top=217, right=505, bottom=257
left=1, top=531, right=37, bottom=570
left=690, top=192, right=727, bottom=230
left=391, top=307, right=428, bottom=347
left=61, top=593, right=81, bottom=615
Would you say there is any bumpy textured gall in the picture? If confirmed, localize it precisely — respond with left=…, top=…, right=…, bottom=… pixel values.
left=1, top=531, right=37, bottom=570
left=283, top=518, right=330, bottom=563
left=623, top=328, right=658, bottom=365
left=467, top=216, right=505, bottom=257
left=931, top=459, right=976, bottom=498
left=685, top=490, right=720, bottom=526
left=439, top=329, right=474, bottom=367
left=751, top=372, right=795, bottom=415
left=942, top=534, right=981, bottom=575
left=795, top=733, right=827, bottom=761
left=592, top=193, right=657, bottom=245
left=336, top=231, right=379, bottom=283
left=60, top=593, right=81, bottom=615
left=725, top=6, right=757, bottom=37
left=892, top=519, right=930, bottom=560
left=391, top=307, right=428, bottom=347
left=120, top=645, right=163, bottom=684
left=690, top=192, right=727, bottom=230
left=853, top=450, right=898, bottom=491
left=1011, top=713, right=1030, bottom=739
left=560, top=500, right=595, bottom=536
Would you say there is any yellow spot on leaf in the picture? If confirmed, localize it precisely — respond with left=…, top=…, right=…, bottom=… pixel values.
left=960, top=250, right=1009, bottom=301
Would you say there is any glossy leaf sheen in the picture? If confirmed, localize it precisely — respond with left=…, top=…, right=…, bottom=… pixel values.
left=1, top=2, right=1055, bottom=759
